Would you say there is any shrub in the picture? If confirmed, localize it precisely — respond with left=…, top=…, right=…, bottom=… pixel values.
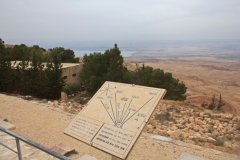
left=225, top=135, right=234, bottom=141
left=208, top=94, right=225, bottom=110
left=155, top=111, right=173, bottom=124
left=208, top=126, right=214, bottom=133
left=236, top=122, right=240, bottom=131
left=208, top=95, right=216, bottom=110
left=63, top=84, right=80, bottom=95
left=193, top=137, right=204, bottom=145
left=214, top=138, right=225, bottom=146
left=217, top=94, right=224, bottom=111
left=167, top=105, right=181, bottom=113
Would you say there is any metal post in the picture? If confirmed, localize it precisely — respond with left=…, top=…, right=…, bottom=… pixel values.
left=0, top=126, right=69, bottom=160
left=16, top=138, right=22, bottom=160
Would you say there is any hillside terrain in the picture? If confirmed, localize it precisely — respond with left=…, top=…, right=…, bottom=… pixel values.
left=125, top=59, right=240, bottom=114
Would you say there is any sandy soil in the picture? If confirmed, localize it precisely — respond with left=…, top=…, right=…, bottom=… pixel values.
left=125, top=59, right=240, bottom=114
left=0, top=93, right=238, bottom=160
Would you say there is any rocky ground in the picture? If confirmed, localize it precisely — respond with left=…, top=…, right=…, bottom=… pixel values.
left=21, top=91, right=90, bottom=114
left=144, top=100, right=240, bottom=153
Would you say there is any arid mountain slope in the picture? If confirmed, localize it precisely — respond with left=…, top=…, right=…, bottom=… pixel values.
left=125, top=59, right=240, bottom=114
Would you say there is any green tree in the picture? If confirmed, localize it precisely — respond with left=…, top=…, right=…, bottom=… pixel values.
left=62, top=49, right=79, bottom=63
left=28, top=50, right=46, bottom=97
left=49, top=47, right=79, bottom=63
left=130, top=65, right=187, bottom=100
left=80, top=52, right=107, bottom=93
left=45, top=49, right=65, bottom=99
left=209, top=95, right=216, bottom=110
left=11, top=44, right=31, bottom=67
left=103, top=44, right=126, bottom=81
left=217, top=93, right=224, bottom=111
left=0, top=39, right=12, bottom=91
left=0, top=38, right=74, bottom=99
left=80, top=44, right=126, bottom=93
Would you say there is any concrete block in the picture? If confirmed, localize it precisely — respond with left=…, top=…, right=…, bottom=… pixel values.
left=179, top=153, right=207, bottom=160
left=78, top=155, right=98, bottom=160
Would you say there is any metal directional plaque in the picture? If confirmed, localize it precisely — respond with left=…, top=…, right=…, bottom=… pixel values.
left=64, top=81, right=166, bottom=159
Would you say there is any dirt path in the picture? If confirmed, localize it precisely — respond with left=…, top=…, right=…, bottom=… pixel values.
left=0, top=93, right=238, bottom=160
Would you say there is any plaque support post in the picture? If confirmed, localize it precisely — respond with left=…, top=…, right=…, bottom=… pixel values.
left=112, top=156, right=121, bottom=160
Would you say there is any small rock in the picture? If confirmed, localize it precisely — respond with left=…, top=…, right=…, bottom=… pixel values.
left=24, top=95, right=33, bottom=100
left=207, top=137, right=216, bottom=143
left=189, top=117, right=194, bottom=123
left=53, top=100, right=58, bottom=107
left=147, top=124, right=154, bottom=129
left=224, top=141, right=233, bottom=148
left=41, top=99, right=48, bottom=103
left=223, top=122, right=228, bottom=127
left=193, top=126, right=200, bottom=132
left=63, top=105, right=68, bottom=111
left=200, top=112, right=205, bottom=117
left=58, top=105, right=64, bottom=110
left=183, top=133, right=189, bottom=139
left=61, top=92, right=68, bottom=102
left=167, top=130, right=174, bottom=136
left=170, top=131, right=181, bottom=139
left=171, top=126, right=178, bottom=131
left=194, top=132, right=201, bottom=139
left=233, top=117, right=239, bottom=122
left=157, top=129, right=168, bottom=136
left=204, top=110, right=213, bottom=116
left=221, top=114, right=233, bottom=120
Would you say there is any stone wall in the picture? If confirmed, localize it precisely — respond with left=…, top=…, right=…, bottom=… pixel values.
left=62, top=64, right=83, bottom=85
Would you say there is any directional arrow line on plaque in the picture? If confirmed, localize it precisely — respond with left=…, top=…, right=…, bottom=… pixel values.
left=122, top=97, right=153, bottom=125
left=115, top=93, right=118, bottom=124
left=120, top=98, right=133, bottom=124
left=100, top=100, right=115, bottom=124
left=119, top=102, right=127, bottom=124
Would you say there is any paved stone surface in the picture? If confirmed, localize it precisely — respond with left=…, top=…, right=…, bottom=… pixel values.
left=50, top=143, right=75, bottom=156
left=0, top=120, right=16, bottom=130
left=0, top=132, right=58, bottom=160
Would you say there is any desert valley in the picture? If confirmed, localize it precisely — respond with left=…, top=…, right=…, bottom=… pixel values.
left=126, top=58, right=240, bottom=114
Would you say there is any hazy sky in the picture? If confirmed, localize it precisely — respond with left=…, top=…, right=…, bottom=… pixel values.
left=1, top=0, right=240, bottom=45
